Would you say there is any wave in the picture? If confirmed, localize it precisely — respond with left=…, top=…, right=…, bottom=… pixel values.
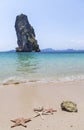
left=1, top=75, right=84, bottom=85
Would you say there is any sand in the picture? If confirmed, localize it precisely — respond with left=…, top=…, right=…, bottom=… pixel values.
left=0, top=80, right=84, bottom=130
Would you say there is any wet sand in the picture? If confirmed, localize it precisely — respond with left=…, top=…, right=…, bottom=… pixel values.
left=0, top=80, right=84, bottom=130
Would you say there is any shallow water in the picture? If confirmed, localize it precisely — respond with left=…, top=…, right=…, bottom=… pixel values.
left=0, top=52, right=84, bottom=83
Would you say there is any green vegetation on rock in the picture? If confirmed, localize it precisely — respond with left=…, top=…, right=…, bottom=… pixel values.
left=15, top=14, right=40, bottom=52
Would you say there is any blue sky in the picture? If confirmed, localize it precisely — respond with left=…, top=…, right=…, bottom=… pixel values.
left=0, top=0, right=84, bottom=51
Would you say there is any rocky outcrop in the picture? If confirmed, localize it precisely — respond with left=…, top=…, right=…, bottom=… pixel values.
left=15, top=14, right=40, bottom=52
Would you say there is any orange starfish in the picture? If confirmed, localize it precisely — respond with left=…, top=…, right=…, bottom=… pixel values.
left=33, top=107, right=57, bottom=119
left=44, top=108, right=57, bottom=114
left=11, top=117, right=31, bottom=128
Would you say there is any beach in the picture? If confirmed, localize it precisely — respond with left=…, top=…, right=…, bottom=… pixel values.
left=0, top=80, right=84, bottom=130
left=0, top=52, right=84, bottom=129
left=1, top=0, right=84, bottom=129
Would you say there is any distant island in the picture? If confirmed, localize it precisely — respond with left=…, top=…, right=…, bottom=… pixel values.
left=1, top=48, right=84, bottom=53
left=41, top=48, right=84, bottom=53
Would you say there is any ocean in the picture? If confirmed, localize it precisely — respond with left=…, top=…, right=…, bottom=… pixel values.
left=0, top=52, right=84, bottom=84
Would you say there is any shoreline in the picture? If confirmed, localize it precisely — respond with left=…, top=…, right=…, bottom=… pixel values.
left=1, top=77, right=84, bottom=85
left=0, top=80, right=84, bottom=129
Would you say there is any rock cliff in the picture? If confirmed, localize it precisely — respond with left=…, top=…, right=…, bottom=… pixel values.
left=15, top=14, right=40, bottom=52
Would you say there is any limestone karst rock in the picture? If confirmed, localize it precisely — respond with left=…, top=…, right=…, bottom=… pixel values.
left=15, top=14, right=40, bottom=52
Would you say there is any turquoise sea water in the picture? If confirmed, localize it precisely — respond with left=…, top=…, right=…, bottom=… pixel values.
left=0, top=52, right=84, bottom=83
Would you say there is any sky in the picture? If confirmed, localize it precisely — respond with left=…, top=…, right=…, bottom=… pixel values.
left=0, top=0, right=84, bottom=51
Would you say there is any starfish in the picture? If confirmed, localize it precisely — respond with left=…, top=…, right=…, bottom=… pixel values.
left=33, top=111, right=49, bottom=120
left=33, top=107, right=57, bottom=119
left=11, top=117, right=31, bottom=128
left=43, top=108, right=57, bottom=114
left=33, top=106, right=44, bottom=112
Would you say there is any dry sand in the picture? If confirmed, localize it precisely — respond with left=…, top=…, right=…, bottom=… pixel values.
left=0, top=80, right=84, bottom=130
